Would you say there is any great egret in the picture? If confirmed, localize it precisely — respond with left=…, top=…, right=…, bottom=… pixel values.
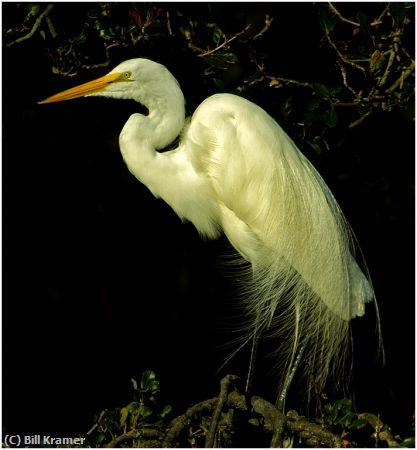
left=40, top=58, right=380, bottom=405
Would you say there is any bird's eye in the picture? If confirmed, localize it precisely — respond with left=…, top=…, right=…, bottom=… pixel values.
left=122, top=71, right=131, bottom=80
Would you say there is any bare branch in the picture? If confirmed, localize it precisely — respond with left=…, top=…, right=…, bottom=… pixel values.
left=327, top=3, right=360, bottom=27
left=6, top=4, right=55, bottom=47
left=45, top=16, right=57, bottom=39
left=198, top=24, right=251, bottom=58
left=325, top=31, right=366, bottom=73
left=348, top=110, right=373, bottom=129
left=253, top=15, right=274, bottom=40
left=205, top=374, right=238, bottom=448
left=267, top=76, right=314, bottom=89
left=286, top=410, right=343, bottom=447
left=104, top=429, right=138, bottom=448
left=371, top=4, right=391, bottom=27
left=377, top=50, right=396, bottom=88
left=358, top=413, right=402, bottom=448
left=386, top=60, right=415, bottom=93
left=338, top=62, right=357, bottom=96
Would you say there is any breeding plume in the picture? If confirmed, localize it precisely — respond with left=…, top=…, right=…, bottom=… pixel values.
left=40, top=58, right=379, bottom=404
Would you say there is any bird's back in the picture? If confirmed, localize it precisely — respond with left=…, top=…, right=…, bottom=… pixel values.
left=183, top=93, right=374, bottom=395
left=185, top=93, right=372, bottom=318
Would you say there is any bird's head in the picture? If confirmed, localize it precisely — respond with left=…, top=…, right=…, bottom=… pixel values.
left=39, top=58, right=179, bottom=105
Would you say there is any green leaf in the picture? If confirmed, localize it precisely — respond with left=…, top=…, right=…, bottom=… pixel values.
left=126, top=401, right=139, bottom=414
left=307, top=138, right=323, bottom=155
left=138, top=404, right=153, bottom=420
left=314, top=83, right=331, bottom=99
left=206, top=52, right=238, bottom=70
left=131, top=377, right=138, bottom=391
left=339, top=411, right=355, bottom=427
left=212, top=26, right=222, bottom=45
left=389, top=3, right=407, bottom=26
left=140, top=370, right=159, bottom=393
left=74, top=33, right=87, bottom=45
left=96, top=433, right=106, bottom=444
left=87, top=5, right=102, bottom=19
left=160, top=405, right=172, bottom=418
left=120, top=407, right=129, bottom=428
left=213, top=79, right=225, bottom=90
left=327, top=85, right=342, bottom=96
left=335, top=398, right=352, bottom=412
left=25, top=4, right=41, bottom=17
left=222, top=52, right=238, bottom=65
left=303, top=111, right=323, bottom=126
left=349, top=418, right=367, bottom=430
left=307, top=97, right=323, bottom=111
left=319, top=8, right=339, bottom=33
left=324, top=107, right=338, bottom=128
left=280, top=96, right=293, bottom=116
left=400, top=437, right=415, bottom=448
left=99, top=28, right=115, bottom=40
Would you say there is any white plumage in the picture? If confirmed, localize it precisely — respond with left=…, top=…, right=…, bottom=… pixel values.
left=40, top=58, right=379, bottom=403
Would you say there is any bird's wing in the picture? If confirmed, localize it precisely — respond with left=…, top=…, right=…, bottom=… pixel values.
left=185, top=94, right=372, bottom=320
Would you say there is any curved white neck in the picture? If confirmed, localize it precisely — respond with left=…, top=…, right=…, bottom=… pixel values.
left=118, top=77, right=185, bottom=184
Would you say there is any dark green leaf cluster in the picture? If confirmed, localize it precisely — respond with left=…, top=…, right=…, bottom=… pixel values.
left=4, top=3, right=414, bottom=156
left=324, top=399, right=365, bottom=431
left=85, top=370, right=171, bottom=448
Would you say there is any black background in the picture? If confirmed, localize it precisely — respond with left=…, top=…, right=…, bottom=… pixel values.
left=3, top=2, right=414, bottom=439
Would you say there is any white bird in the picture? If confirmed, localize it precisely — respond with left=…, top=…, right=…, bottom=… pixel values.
left=40, top=58, right=381, bottom=406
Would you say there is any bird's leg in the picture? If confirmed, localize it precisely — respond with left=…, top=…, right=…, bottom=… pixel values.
left=276, top=301, right=303, bottom=412
left=276, top=344, right=304, bottom=412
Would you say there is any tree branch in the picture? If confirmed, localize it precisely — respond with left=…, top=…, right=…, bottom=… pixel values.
left=197, top=24, right=251, bottom=57
left=325, top=30, right=366, bottom=73
left=286, top=410, right=343, bottom=447
left=205, top=374, right=238, bottom=448
left=386, top=60, right=415, bottom=93
left=358, top=412, right=402, bottom=448
left=267, top=76, right=314, bottom=89
left=253, top=15, right=274, bottom=40
left=6, top=4, right=55, bottom=47
left=327, top=3, right=360, bottom=27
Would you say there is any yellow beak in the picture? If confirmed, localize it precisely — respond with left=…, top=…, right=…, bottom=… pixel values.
left=38, top=72, right=125, bottom=104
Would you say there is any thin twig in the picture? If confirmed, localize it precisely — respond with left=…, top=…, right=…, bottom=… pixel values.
left=86, top=410, right=107, bottom=436
left=377, top=50, right=396, bottom=88
left=253, top=15, right=274, bottom=40
left=327, top=3, right=360, bottom=27
left=267, top=76, right=314, bottom=89
left=338, top=62, right=357, bottom=96
left=6, top=4, right=54, bottom=47
left=166, top=11, right=173, bottom=36
left=325, top=31, right=366, bottom=73
left=386, top=60, right=415, bottom=93
left=198, top=24, right=251, bottom=57
left=372, top=3, right=391, bottom=27
left=348, top=110, right=373, bottom=129
left=45, top=16, right=57, bottom=39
